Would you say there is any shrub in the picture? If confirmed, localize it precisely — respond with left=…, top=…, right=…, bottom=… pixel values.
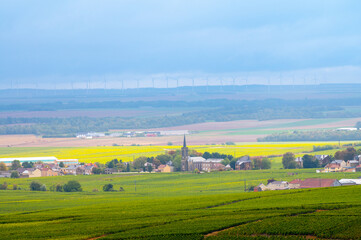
left=10, top=171, right=19, bottom=178
left=40, top=184, right=47, bottom=191
left=92, top=188, right=99, bottom=192
left=30, top=181, right=42, bottom=191
left=0, top=182, right=8, bottom=190
left=12, top=184, right=17, bottom=190
left=56, top=184, right=63, bottom=192
left=119, top=187, right=124, bottom=191
left=63, top=180, right=82, bottom=192
left=103, top=184, right=114, bottom=192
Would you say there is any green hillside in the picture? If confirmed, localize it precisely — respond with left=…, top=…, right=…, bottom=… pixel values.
left=1, top=171, right=361, bottom=239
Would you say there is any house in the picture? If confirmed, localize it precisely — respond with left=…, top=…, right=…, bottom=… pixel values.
left=324, top=163, right=343, bottom=172
left=347, top=160, right=359, bottom=168
left=235, top=156, right=252, bottom=170
left=298, top=178, right=341, bottom=188
left=0, top=171, right=11, bottom=178
left=289, top=179, right=302, bottom=189
left=201, top=159, right=224, bottom=172
left=266, top=181, right=289, bottom=190
left=41, top=168, right=58, bottom=177
left=295, top=157, right=303, bottom=168
left=104, top=168, right=118, bottom=174
left=331, top=160, right=346, bottom=168
left=339, top=179, right=361, bottom=185
left=255, top=183, right=268, bottom=192
left=158, top=165, right=174, bottom=173
left=315, top=155, right=330, bottom=166
left=61, top=166, right=77, bottom=175
left=83, top=165, right=94, bottom=175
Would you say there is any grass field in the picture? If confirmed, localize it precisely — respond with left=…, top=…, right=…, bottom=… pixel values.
left=0, top=142, right=358, bottom=168
left=1, top=171, right=361, bottom=239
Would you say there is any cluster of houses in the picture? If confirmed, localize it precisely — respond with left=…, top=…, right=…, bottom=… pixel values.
left=255, top=178, right=361, bottom=192
left=293, top=154, right=361, bottom=173
left=0, top=157, right=99, bottom=178
left=76, top=130, right=189, bottom=139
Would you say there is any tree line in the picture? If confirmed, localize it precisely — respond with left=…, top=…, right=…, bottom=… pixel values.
left=259, top=130, right=361, bottom=142
left=3, top=98, right=361, bottom=136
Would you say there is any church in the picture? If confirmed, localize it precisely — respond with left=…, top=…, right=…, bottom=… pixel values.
left=181, top=135, right=225, bottom=172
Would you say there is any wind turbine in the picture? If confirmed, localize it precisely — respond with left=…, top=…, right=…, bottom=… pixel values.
left=206, top=76, right=209, bottom=92
left=192, top=77, right=195, bottom=92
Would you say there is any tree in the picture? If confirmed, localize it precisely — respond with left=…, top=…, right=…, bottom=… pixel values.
left=106, top=159, right=119, bottom=169
left=59, top=162, right=65, bottom=168
left=0, top=162, right=7, bottom=171
left=11, top=160, right=21, bottom=170
left=343, top=147, right=356, bottom=161
left=92, top=167, right=102, bottom=174
left=202, top=152, right=212, bottom=159
left=302, top=154, right=319, bottom=168
left=40, top=184, right=47, bottom=191
left=30, top=181, right=42, bottom=191
left=63, top=180, right=82, bottom=192
left=133, top=156, right=147, bottom=170
left=211, top=152, right=221, bottom=158
left=155, top=154, right=172, bottom=164
left=334, top=151, right=344, bottom=160
left=147, top=164, right=153, bottom=173
left=103, top=183, right=114, bottom=192
left=126, top=163, right=130, bottom=172
left=106, top=161, right=114, bottom=168
left=261, top=158, right=271, bottom=169
left=252, top=157, right=262, bottom=170
left=172, top=155, right=182, bottom=172
left=10, top=171, right=19, bottom=178
left=22, top=161, right=34, bottom=168
left=221, top=158, right=230, bottom=166
left=152, top=158, right=161, bottom=168
left=282, top=152, right=296, bottom=169
left=56, top=184, right=63, bottom=192
left=230, top=159, right=237, bottom=170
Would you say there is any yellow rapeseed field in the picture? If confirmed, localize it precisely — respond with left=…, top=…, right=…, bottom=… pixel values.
left=0, top=141, right=355, bottom=164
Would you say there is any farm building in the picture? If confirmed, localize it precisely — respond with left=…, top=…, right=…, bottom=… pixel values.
left=55, top=159, right=79, bottom=166
left=0, top=157, right=79, bottom=166
left=0, top=157, right=58, bottom=166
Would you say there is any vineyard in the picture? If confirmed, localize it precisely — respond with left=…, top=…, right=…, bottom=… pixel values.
left=1, top=171, right=361, bottom=239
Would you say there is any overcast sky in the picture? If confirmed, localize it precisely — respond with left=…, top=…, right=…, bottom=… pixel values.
left=1, top=0, right=361, bottom=87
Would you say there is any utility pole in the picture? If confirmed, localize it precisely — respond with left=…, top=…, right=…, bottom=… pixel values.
left=134, top=180, right=136, bottom=192
left=244, top=179, right=247, bottom=192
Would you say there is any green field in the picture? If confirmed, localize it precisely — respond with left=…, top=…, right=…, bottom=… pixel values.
left=1, top=171, right=361, bottom=239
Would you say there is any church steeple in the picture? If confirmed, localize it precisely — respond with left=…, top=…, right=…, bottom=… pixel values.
left=181, top=135, right=189, bottom=171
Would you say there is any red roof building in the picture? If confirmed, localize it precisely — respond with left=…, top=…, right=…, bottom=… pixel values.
left=299, top=178, right=341, bottom=188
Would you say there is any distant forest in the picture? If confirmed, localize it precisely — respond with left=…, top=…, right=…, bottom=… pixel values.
left=258, top=129, right=361, bottom=142
left=1, top=98, right=361, bottom=136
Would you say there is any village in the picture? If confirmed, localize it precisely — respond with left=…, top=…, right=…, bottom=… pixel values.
left=1, top=137, right=361, bottom=192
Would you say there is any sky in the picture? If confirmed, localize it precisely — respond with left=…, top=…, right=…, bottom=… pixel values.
left=1, top=0, right=361, bottom=88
